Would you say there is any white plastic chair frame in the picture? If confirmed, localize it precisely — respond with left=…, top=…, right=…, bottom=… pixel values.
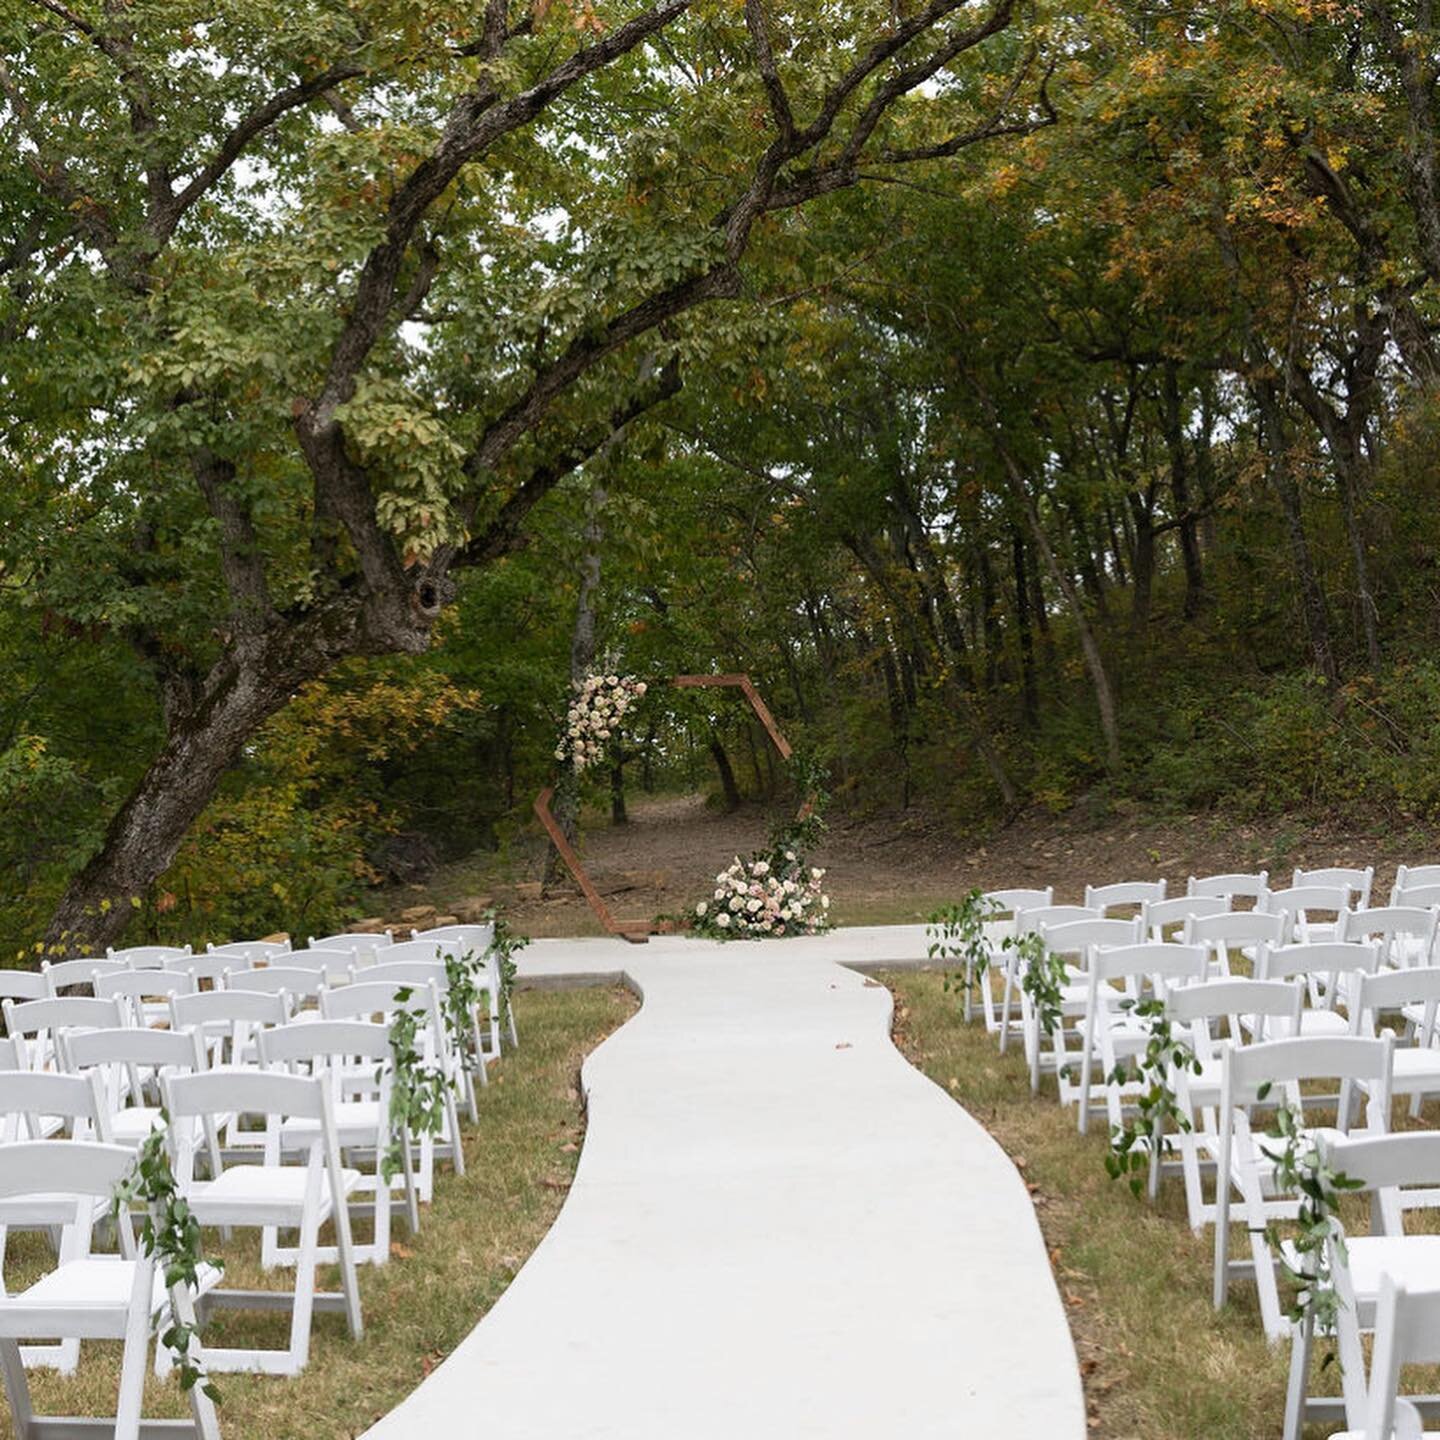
left=1349, top=966, right=1440, bottom=1124
left=1166, top=978, right=1306, bottom=1235
left=0, top=972, right=46, bottom=1004
left=106, top=945, right=192, bottom=970
left=1341, top=905, right=1439, bottom=974
left=951, top=890, right=1053, bottom=1031
left=1182, top=909, right=1291, bottom=980
left=0, top=1141, right=220, bottom=1440
left=1262, top=884, right=1355, bottom=944
left=59, top=1025, right=224, bottom=1180
left=162, top=1069, right=363, bottom=1376
left=1254, top=940, right=1379, bottom=1037
left=1082, top=880, right=1167, bottom=915
left=1392, top=864, right=1440, bottom=905
left=412, top=924, right=513, bottom=1052
left=40, top=957, right=127, bottom=996
left=1283, top=1133, right=1440, bottom=1439
left=1187, top=870, right=1270, bottom=905
left=1293, top=865, right=1374, bottom=910
left=1141, top=894, right=1229, bottom=943
left=1024, top=916, right=1144, bottom=1101
left=1214, top=1033, right=1394, bottom=1341
left=96, top=968, right=197, bottom=1028
left=1076, top=941, right=1207, bottom=1137
left=363, top=959, right=484, bottom=1112
left=1, top=995, right=126, bottom=1072
left=256, top=1019, right=416, bottom=1264
left=207, top=939, right=291, bottom=965
left=319, top=979, right=465, bottom=1204
left=0, top=1068, right=124, bottom=1372
left=998, top=905, right=1101, bottom=1056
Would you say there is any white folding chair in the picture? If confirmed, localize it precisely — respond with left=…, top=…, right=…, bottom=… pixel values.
left=1167, top=978, right=1306, bottom=1234
left=412, top=924, right=510, bottom=1053
left=1263, top=884, right=1355, bottom=944
left=1083, top=880, right=1167, bottom=915
left=96, top=967, right=197, bottom=1028
left=0, top=1069, right=122, bottom=1372
left=207, top=939, right=291, bottom=965
left=364, top=959, right=485, bottom=1108
left=1392, top=865, right=1440, bottom=906
left=1024, top=916, right=1143, bottom=1100
left=162, top=1069, right=363, bottom=1375
left=40, top=956, right=127, bottom=996
left=171, top=989, right=290, bottom=1067
left=60, top=1026, right=222, bottom=1175
left=1, top=995, right=126, bottom=1072
left=998, top=904, right=1101, bottom=1055
left=1183, top=908, right=1291, bottom=979
left=944, top=891, right=1051, bottom=1031
left=277, top=946, right=363, bottom=985
left=320, top=979, right=464, bottom=1202
left=1289, top=1135, right=1440, bottom=1438
left=1076, top=940, right=1207, bottom=1135
left=1188, top=870, right=1270, bottom=906
left=1294, top=865, right=1374, bottom=912
left=257, top=1019, right=414, bottom=1264
left=1214, top=1034, right=1394, bottom=1340
left=1141, top=893, right=1228, bottom=942
left=1254, top=940, right=1379, bottom=1037
left=1349, top=967, right=1440, bottom=1121
left=1342, top=906, right=1439, bottom=976
left=0, top=971, right=46, bottom=1004
left=107, top=945, right=192, bottom=970
left=308, top=931, right=393, bottom=966
left=166, top=952, right=239, bottom=988
left=223, top=965, right=327, bottom=1007
left=1333, top=1275, right=1440, bottom=1440
left=0, top=1141, right=220, bottom=1440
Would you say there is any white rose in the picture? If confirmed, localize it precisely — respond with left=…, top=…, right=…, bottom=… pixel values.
left=730, top=897, right=744, bottom=912
left=554, top=746, right=566, bottom=759
left=696, top=902, right=708, bottom=916
left=716, top=912, right=730, bottom=928
left=635, top=682, right=648, bottom=695
left=747, top=898, right=762, bottom=914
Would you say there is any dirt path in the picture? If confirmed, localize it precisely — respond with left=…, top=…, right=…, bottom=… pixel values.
left=374, top=791, right=1433, bottom=938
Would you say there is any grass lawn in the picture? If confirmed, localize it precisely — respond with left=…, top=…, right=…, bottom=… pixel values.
left=1, top=984, right=635, bottom=1440
left=884, top=969, right=1353, bottom=1440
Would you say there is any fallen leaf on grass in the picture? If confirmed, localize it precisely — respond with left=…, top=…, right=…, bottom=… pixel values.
left=389, top=1242, right=416, bottom=1261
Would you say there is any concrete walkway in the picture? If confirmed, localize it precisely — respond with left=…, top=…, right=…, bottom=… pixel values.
left=361, top=928, right=1086, bottom=1439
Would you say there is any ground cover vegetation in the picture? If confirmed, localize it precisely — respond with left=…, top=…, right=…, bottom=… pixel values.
left=3, top=0, right=1439, bottom=956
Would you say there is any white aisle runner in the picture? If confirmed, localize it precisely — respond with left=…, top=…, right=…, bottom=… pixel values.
left=361, top=932, right=1086, bottom=1438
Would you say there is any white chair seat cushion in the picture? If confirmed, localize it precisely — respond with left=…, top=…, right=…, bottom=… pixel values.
left=3, top=1257, right=221, bottom=1332
left=1385, top=1048, right=1440, bottom=1093
left=187, top=1165, right=361, bottom=1222
left=282, top=1102, right=381, bottom=1141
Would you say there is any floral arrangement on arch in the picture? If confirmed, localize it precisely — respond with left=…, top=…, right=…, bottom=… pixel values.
left=554, top=671, right=647, bottom=774
left=691, top=753, right=833, bottom=941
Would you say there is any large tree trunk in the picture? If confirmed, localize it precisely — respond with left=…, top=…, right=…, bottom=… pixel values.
left=45, top=600, right=382, bottom=955
left=1126, top=482, right=1157, bottom=633
left=708, top=732, right=742, bottom=811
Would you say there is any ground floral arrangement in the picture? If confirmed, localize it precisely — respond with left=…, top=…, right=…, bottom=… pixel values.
left=555, top=671, right=647, bottom=774
left=691, top=755, right=832, bottom=941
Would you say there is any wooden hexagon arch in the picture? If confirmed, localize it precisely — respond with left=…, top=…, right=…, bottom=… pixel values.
left=533, top=673, right=800, bottom=944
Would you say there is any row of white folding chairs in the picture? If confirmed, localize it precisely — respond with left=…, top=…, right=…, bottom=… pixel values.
left=1, top=978, right=468, bottom=1199
left=0, top=1062, right=379, bottom=1436
left=0, top=1001, right=471, bottom=1398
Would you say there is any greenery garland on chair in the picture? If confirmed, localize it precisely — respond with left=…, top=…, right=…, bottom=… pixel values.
left=111, top=1120, right=222, bottom=1402
left=1006, top=930, right=1068, bottom=1039
left=1259, top=1091, right=1365, bottom=1341
left=1104, top=997, right=1202, bottom=1196
left=927, top=889, right=1001, bottom=1017
left=382, top=988, right=452, bottom=1183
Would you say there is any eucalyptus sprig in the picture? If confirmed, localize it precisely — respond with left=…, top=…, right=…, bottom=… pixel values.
left=1105, top=997, right=1202, bottom=1196
left=1006, top=930, right=1068, bottom=1038
left=930, top=889, right=1001, bottom=1015
left=1259, top=1093, right=1365, bottom=1340
left=484, top=908, right=530, bottom=1039
left=111, top=1119, right=221, bottom=1401
left=441, top=948, right=484, bottom=1074
left=382, top=988, right=452, bottom=1183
